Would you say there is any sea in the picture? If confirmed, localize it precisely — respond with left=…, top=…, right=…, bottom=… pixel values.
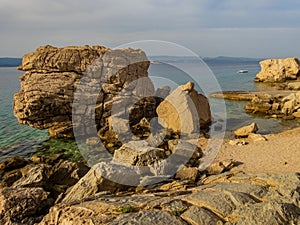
left=1, top=57, right=299, bottom=161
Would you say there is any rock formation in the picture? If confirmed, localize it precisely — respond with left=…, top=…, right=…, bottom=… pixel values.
left=14, top=45, right=153, bottom=139
left=14, top=46, right=211, bottom=148
left=254, top=58, right=300, bottom=83
left=40, top=171, right=300, bottom=225
left=156, top=82, right=211, bottom=133
left=245, top=92, right=300, bottom=119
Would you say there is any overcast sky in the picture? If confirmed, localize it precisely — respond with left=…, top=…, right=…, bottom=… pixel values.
left=1, top=0, right=300, bottom=58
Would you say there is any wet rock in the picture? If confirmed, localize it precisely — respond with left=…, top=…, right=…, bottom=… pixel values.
left=0, top=187, right=53, bottom=225
left=234, top=122, right=258, bottom=138
left=0, top=156, right=27, bottom=175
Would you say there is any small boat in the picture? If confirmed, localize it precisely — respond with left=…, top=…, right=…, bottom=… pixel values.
left=150, top=61, right=161, bottom=65
left=237, top=70, right=248, bottom=73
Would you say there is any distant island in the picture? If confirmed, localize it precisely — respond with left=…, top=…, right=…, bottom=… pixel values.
left=0, top=58, right=21, bottom=67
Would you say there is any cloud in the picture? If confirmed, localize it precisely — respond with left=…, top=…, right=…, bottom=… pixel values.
left=0, top=0, right=299, bottom=57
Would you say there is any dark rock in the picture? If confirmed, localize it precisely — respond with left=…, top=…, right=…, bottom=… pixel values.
left=0, top=187, right=53, bottom=225
left=0, top=156, right=27, bottom=175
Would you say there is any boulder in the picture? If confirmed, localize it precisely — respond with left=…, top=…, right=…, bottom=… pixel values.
left=175, top=166, right=199, bottom=181
left=14, top=45, right=152, bottom=138
left=254, top=58, right=300, bottom=82
left=0, top=187, right=53, bottom=225
left=156, top=82, right=211, bottom=134
left=234, top=123, right=258, bottom=138
left=0, top=156, right=27, bottom=175
left=62, top=162, right=141, bottom=203
left=113, top=141, right=166, bottom=166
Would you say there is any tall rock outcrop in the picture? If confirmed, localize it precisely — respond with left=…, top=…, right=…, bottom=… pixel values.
left=254, top=58, right=300, bottom=83
left=14, top=45, right=152, bottom=138
left=156, top=82, right=211, bottom=133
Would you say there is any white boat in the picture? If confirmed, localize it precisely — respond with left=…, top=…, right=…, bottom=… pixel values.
left=237, top=70, right=248, bottom=73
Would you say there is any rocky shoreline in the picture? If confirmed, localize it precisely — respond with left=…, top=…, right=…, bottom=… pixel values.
left=2, top=46, right=300, bottom=224
left=0, top=150, right=299, bottom=224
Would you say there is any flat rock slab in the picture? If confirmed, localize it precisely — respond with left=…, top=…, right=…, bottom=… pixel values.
left=39, top=172, right=300, bottom=225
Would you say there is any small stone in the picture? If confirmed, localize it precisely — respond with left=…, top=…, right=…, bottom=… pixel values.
left=248, top=133, right=267, bottom=142
left=292, top=111, right=300, bottom=118
left=229, top=140, right=248, bottom=146
left=234, top=123, right=258, bottom=138
left=175, top=166, right=199, bottom=181
left=206, top=160, right=235, bottom=175
left=86, top=137, right=100, bottom=146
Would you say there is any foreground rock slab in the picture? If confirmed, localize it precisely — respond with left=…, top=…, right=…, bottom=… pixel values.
left=39, top=172, right=300, bottom=225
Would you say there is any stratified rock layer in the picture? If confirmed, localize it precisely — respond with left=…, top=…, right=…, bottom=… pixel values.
left=40, top=172, right=300, bottom=225
left=254, top=58, right=300, bottom=83
left=13, top=45, right=151, bottom=138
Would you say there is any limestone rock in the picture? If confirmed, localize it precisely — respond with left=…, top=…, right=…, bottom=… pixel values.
left=0, top=187, right=53, bottom=225
left=39, top=172, right=300, bottom=225
left=12, top=164, right=51, bottom=188
left=113, top=141, right=166, bottom=166
left=234, top=123, right=258, bottom=138
left=228, top=139, right=248, bottom=146
left=14, top=45, right=152, bottom=139
left=62, top=162, right=140, bottom=203
left=175, top=166, right=199, bottom=181
left=156, top=82, right=211, bottom=133
left=205, top=160, right=236, bottom=175
left=287, top=81, right=300, bottom=90
left=0, top=156, right=27, bottom=175
left=248, top=133, right=267, bottom=142
left=181, top=206, right=223, bottom=225
left=254, top=58, right=300, bottom=82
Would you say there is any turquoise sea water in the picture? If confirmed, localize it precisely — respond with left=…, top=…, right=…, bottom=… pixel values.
left=1, top=59, right=299, bottom=160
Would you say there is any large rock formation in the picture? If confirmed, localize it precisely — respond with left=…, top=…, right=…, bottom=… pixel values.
left=254, top=58, right=300, bottom=83
left=13, top=45, right=153, bottom=139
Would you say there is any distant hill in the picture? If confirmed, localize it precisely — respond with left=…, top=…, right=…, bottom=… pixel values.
left=0, top=58, right=21, bottom=67
left=148, top=55, right=263, bottom=63
left=203, top=56, right=263, bottom=63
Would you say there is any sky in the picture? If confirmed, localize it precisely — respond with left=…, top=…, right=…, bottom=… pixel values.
left=1, top=0, right=300, bottom=58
